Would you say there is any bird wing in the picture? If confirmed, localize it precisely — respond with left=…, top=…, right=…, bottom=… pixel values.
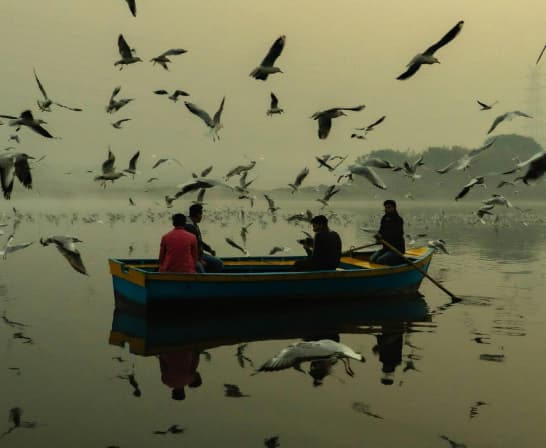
left=476, top=100, right=489, bottom=109
left=7, top=240, right=34, bottom=255
left=200, top=165, right=213, bottom=177
left=436, top=160, right=456, bottom=174
left=336, top=104, right=366, bottom=113
left=102, top=149, right=116, bottom=174
left=196, top=188, right=206, bottom=203
left=366, top=115, right=386, bottom=131
left=455, top=185, right=470, bottom=201
left=14, top=157, right=32, bottom=189
left=396, top=61, right=422, bottom=80
left=468, top=138, right=496, bottom=157
left=350, top=165, right=387, bottom=189
left=213, top=97, right=226, bottom=125
left=184, top=102, right=214, bottom=127
left=159, top=48, right=187, bottom=57
left=487, top=114, right=506, bottom=134
left=317, top=115, right=332, bottom=139
left=225, top=237, right=247, bottom=254
left=0, top=114, right=17, bottom=120
left=33, top=69, right=49, bottom=101
left=128, top=150, right=140, bottom=171
left=536, top=44, right=546, bottom=65
left=55, top=244, right=88, bottom=275
left=270, top=92, right=279, bottom=109
left=424, top=20, right=464, bottom=55
left=0, top=156, right=16, bottom=199
left=29, top=122, right=54, bottom=139
left=154, top=90, right=169, bottom=95
left=172, top=90, right=189, bottom=98
left=294, top=167, right=309, bottom=186
left=125, top=0, right=136, bottom=17
left=513, top=110, right=533, bottom=119
left=52, top=102, right=83, bottom=112
left=260, top=35, right=286, bottom=67
left=117, top=34, right=132, bottom=59
left=152, top=158, right=167, bottom=169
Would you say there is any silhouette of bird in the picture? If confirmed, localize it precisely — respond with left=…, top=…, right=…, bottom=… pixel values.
left=311, top=105, right=365, bottom=139
left=477, top=100, right=498, bottom=111
left=288, top=167, right=309, bottom=193
left=114, top=34, right=142, bottom=69
left=536, top=44, right=546, bottom=65
left=40, top=235, right=89, bottom=275
left=111, top=118, right=131, bottom=129
left=487, top=111, right=532, bottom=134
left=124, top=150, right=140, bottom=178
left=33, top=69, right=82, bottom=112
left=106, top=86, right=134, bottom=113
left=184, top=97, right=225, bottom=141
left=153, top=425, right=184, bottom=435
left=0, top=234, right=33, bottom=259
left=397, top=20, right=464, bottom=80
left=0, top=111, right=54, bottom=138
left=267, top=92, right=284, bottom=115
left=153, top=89, right=189, bottom=102
left=150, top=48, right=187, bottom=70
left=455, top=176, right=485, bottom=201
left=0, top=152, right=34, bottom=199
left=250, top=35, right=286, bottom=80
left=124, top=0, right=136, bottom=17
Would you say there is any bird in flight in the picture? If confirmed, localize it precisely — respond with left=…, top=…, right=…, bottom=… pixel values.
left=311, top=105, right=365, bottom=139
left=250, top=35, right=286, bottom=80
left=536, top=44, right=546, bottom=65
left=0, top=110, right=54, bottom=139
left=288, top=167, right=309, bottom=193
left=114, top=34, right=142, bottom=69
left=397, top=20, right=464, bottom=80
left=124, top=0, right=136, bottom=17
left=40, top=235, right=89, bottom=275
left=184, top=97, right=225, bottom=141
left=476, top=100, right=498, bottom=111
left=455, top=176, right=485, bottom=201
left=111, top=118, right=131, bottom=129
left=267, top=92, right=284, bottom=116
left=106, top=86, right=134, bottom=113
left=33, top=69, right=82, bottom=112
left=487, top=111, right=532, bottom=134
left=153, top=89, right=189, bottom=102
left=150, top=48, right=187, bottom=70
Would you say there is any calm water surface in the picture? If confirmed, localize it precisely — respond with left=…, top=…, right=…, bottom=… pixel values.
left=1, top=199, right=545, bottom=447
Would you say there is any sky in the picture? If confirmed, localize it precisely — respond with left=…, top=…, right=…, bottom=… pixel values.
left=1, top=0, right=545, bottom=190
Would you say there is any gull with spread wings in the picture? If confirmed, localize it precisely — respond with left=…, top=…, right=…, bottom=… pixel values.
left=33, top=69, right=82, bottom=112
left=184, top=97, right=225, bottom=141
left=0, top=110, right=54, bottom=139
left=40, top=235, right=88, bottom=275
left=397, top=20, right=464, bottom=80
left=288, top=167, right=309, bottom=194
left=311, top=105, right=365, bottom=139
left=250, top=35, right=286, bottom=80
left=150, top=48, right=187, bottom=70
left=114, top=34, right=142, bottom=69
left=267, top=92, right=284, bottom=116
left=487, top=111, right=532, bottom=134
left=0, top=152, right=34, bottom=199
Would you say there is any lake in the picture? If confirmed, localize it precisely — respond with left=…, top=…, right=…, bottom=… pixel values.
left=1, top=199, right=545, bottom=447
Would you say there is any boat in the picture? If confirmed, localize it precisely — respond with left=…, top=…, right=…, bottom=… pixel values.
left=108, top=247, right=434, bottom=313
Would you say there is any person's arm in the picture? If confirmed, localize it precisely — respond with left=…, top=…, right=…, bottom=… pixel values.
left=202, top=241, right=215, bottom=256
left=158, top=236, right=166, bottom=265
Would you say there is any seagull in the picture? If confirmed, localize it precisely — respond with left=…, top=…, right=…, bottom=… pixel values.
left=397, top=20, right=464, bottom=80
left=502, top=151, right=546, bottom=184
left=174, top=177, right=231, bottom=199
left=240, top=222, right=253, bottom=246
left=106, top=86, right=134, bottom=113
left=150, top=48, right=187, bottom=70
left=354, top=115, right=386, bottom=134
left=428, top=239, right=449, bottom=254
left=288, top=167, right=309, bottom=193
left=317, top=184, right=340, bottom=208
left=225, top=161, right=256, bottom=180
left=476, top=204, right=495, bottom=224
left=311, top=105, right=366, bottom=139
left=402, top=155, right=424, bottom=180
left=153, top=89, right=189, bottom=102
left=264, top=194, right=280, bottom=215
left=192, top=165, right=213, bottom=178
left=225, top=237, right=248, bottom=255
left=152, top=157, right=182, bottom=169
left=111, top=118, right=131, bottom=129
left=487, top=111, right=532, bottom=134
left=482, top=194, right=512, bottom=208
left=536, top=44, right=546, bottom=65
left=257, top=339, right=365, bottom=375
left=40, top=235, right=89, bottom=275
left=184, top=97, right=225, bottom=141
left=455, top=176, right=485, bottom=201
left=33, top=69, right=82, bottom=112
left=123, top=150, right=140, bottom=178
left=359, top=157, right=395, bottom=169
left=477, top=100, right=498, bottom=111
left=250, top=35, right=286, bottom=80
left=124, top=0, right=136, bottom=17
left=267, top=92, right=284, bottom=116
left=0, top=234, right=34, bottom=260
left=94, top=149, right=126, bottom=187
left=269, top=246, right=290, bottom=255
left=436, top=139, right=496, bottom=174
left=0, top=152, right=34, bottom=199
left=114, top=34, right=142, bottom=69
left=224, top=384, right=250, bottom=398
left=192, top=188, right=207, bottom=205
left=0, top=110, right=54, bottom=138
left=347, top=164, right=387, bottom=189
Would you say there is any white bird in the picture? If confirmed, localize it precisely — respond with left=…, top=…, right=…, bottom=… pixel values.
left=487, top=111, right=532, bottom=134
left=455, top=176, right=485, bottom=201
left=503, top=151, right=546, bottom=185
left=150, top=48, right=187, bottom=70
left=250, top=35, right=286, bottom=80
left=94, top=149, right=126, bottom=187
left=397, top=20, right=464, bottom=80
left=0, top=234, right=34, bottom=260
left=114, top=34, right=142, bottom=69
left=317, top=184, right=340, bottom=208
left=288, top=167, right=309, bottom=193
left=106, top=86, right=134, bottom=113
left=436, top=139, right=496, bottom=174
left=184, top=97, right=225, bottom=141
left=267, top=92, right=284, bottom=116
left=427, top=239, right=449, bottom=255
left=0, top=110, right=54, bottom=138
left=0, top=152, right=34, bottom=199
left=257, top=339, right=365, bottom=374
left=40, top=235, right=89, bottom=275
left=402, top=156, right=424, bottom=180
left=311, top=105, right=366, bottom=139
left=33, top=69, right=82, bottom=112
left=482, top=194, right=512, bottom=208
left=347, top=164, right=387, bottom=190
left=111, top=118, right=131, bottom=129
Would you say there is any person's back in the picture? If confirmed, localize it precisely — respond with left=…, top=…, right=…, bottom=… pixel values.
left=159, top=213, right=198, bottom=273
left=312, top=229, right=342, bottom=270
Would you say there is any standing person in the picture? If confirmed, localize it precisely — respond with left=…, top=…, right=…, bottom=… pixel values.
left=371, top=200, right=406, bottom=266
left=158, top=213, right=198, bottom=273
left=185, top=204, right=223, bottom=273
left=293, top=215, right=342, bottom=271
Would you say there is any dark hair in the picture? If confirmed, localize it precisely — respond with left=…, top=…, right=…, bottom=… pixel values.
left=310, top=215, right=328, bottom=226
left=172, top=213, right=186, bottom=227
left=172, top=388, right=185, bottom=401
left=189, top=203, right=203, bottom=217
left=383, top=200, right=397, bottom=208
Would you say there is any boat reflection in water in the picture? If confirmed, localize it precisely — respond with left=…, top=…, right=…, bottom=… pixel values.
left=109, top=295, right=431, bottom=397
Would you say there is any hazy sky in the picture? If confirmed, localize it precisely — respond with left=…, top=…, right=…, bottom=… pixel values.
left=1, top=0, right=545, bottom=190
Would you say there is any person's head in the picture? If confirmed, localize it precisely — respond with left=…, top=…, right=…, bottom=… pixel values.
left=310, top=215, right=329, bottom=233
left=171, top=387, right=186, bottom=401
left=172, top=213, right=186, bottom=227
left=383, top=200, right=397, bottom=215
left=189, top=204, right=203, bottom=222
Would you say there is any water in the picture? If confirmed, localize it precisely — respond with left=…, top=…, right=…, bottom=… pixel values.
left=1, top=199, right=545, bottom=447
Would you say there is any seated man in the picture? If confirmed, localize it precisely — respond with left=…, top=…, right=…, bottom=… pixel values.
left=185, top=204, right=223, bottom=273
left=293, top=215, right=342, bottom=271
left=371, top=199, right=406, bottom=266
left=158, top=213, right=198, bottom=273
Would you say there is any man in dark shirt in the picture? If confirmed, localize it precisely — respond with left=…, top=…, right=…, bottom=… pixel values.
left=185, top=204, right=223, bottom=273
left=293, top=215, right=342, bottom=271
left=371, top=199, right=406, bottom=266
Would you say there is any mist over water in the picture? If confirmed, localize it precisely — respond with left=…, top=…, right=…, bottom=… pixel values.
left=0, top=199, right=545, bottom=447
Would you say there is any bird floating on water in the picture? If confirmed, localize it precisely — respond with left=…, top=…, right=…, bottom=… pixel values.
left=397, top=20, right=464, bottom=80
left=250, top=35, right=286, bottom=80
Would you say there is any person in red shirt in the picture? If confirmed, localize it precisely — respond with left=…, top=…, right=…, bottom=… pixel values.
left=158, top=349, right=202, bottom=401
left=158, top=213, right=198, bottom=273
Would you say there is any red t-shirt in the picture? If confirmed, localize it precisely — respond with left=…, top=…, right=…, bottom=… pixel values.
left=158, top=227, right=198, bottom=273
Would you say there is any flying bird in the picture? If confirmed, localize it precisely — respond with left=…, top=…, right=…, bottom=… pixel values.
left=487, top=111, right=532, bottom=134
left=106, top=86, right=134, bottom=113
left=354, top=115, right=386, bottom=134
left=114, top=34, right=142, bottom=69
left=476, top=204, right=495, bottom=223
left=397, top=20, right=464, bottom=80
left=288, top=167, right=309, bottom=193
left=225, top=237, right=248, bottom=255
left=436, top=139, right=496, bottom=174
left=267, top=92, right=284, bottom=116
left=184, top=97, right=225, bottom=141
left=150, top=48, right=187, bottom=70
left=124, top=0, right=136, bottom=17
left=124, top=150, right=140, bottom=177
left=250, top=35, right=286, bottom=80
left=0, top=152, right=34, bottom=199
left=0, top=110, right=54, bottom=138
left=111, top=118, right=131, bottom=129
left=40, top=235, right=89, bottom=275
left=482, top=194, right=512, bottom=208
left=536, top=44, right=546, bottom=65
left=477, top=100, right=498, bottom=111
left=0, top=234, right=34, bottom=260
left=94, top=148, right=126, bottom=186
left=359, top=157, right=395, bottom=170
left=311, top=105, right=365, bottom=139
left=153, top=89, right=189, bottom=102
left=152, top=157, right=182, bottom=169
left=347, top=164, right=387, bottom=190
left=455, top=176, right=485, bottom=201
left=317, top=184, right=340, bottom=208
left=33, top=69, right=82, bottom=112
left=428, top=239, right=449, bottom=254
left=513, top=152, right=546, bottom=184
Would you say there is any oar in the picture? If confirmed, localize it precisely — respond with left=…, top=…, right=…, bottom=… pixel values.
left=341, top=242, right=379, bottom=256
left=379, top=238, right=460, bottom=302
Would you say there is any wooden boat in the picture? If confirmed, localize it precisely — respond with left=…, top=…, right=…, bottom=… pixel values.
left=108, top=247, right=434, bottom=312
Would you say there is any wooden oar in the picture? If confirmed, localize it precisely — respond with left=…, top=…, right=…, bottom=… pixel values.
left=379, top=238, right=460, bottom=302
left=341, top=242, right=379, bottom=256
